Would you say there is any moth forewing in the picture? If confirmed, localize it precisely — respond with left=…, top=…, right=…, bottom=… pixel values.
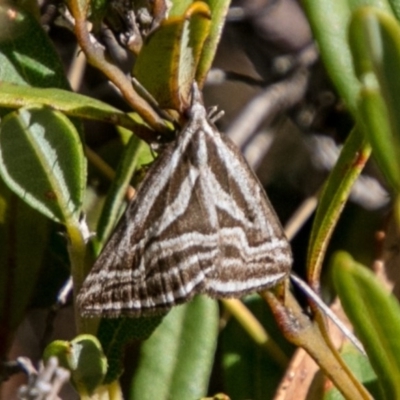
left=78, top=84, right=292, bottom=318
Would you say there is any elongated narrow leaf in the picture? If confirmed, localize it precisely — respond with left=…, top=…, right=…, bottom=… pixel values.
left=357, top=84, right=400, bottom=191
left=307, top=128, right=371, bottom=281
left=324, top=344, right=379, bottom=400
left=130, top=296, right=219, bottom=400
left=94, top=136, right=152, bottom=252
left=0, top=82, right=147, bottom=133
left=133, top=2, right=211, bottom=111
left=332, top=251, right=400, bottom=400
left=221, top=296, right=293, bottom=399
left=349, top=7, right=400, bottom=190
left=350, top=7, right=400, bottom=192
left=0, top=106, right=86, bottom=224
left=302, top=0, right=358, bottom=115
left=167, top=0, right=231, bottom=83
left=0, top=179, right=50, bottom=358
left=302, top=0, right=391, bottom=116
left=195, top=0, right=231, bottom=86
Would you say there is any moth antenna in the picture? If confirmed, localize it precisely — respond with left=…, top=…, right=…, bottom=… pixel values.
left=290, top=274, right=366, bottom=355
left=207, top=107, right=224, bottom=124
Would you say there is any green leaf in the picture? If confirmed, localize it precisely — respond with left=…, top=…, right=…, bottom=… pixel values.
left=0, top=106, right=86, bottom=224
left=389, top=0, right=400, bottom=20
left=302, top=0, right=392, bottom=117
left=168, top=0, right=194, bottom=17
left=0, top=178, right=50, bottom=358
left=350, top=7, right=400, bottom=192
left=133, top=2, right=211, bottom=111
left=43, top=335, right=108, bottom=396
left=357, top=83, right=400, bottom=191
left=94, top=136, right=152, bottom=252
left=220, top=296, right=293, bottom=400
left=195, top=0, right=231, bottom=86
left=348, top=0, right=392, bottom=9
left=302, top=0, right=359, bottom=115
left=43, top=340, right=71, bottom=372
left=167, top=0, right=231, bottom=82
left=307, top=128, right=371, bottom=280
left=0, top=82, right=148, bottom=133
left=0, top=4, right=70, bottom=88
left=332, top=251, right=400, bottom=400
left=349, top=9, right=398, bottom=192
left=130, top=296, right=219, bottom=400
left=324, top=344, right=380, bottom=400
left=98, top=316, right=164, bottom=383
left=0, top=2, right=88, bottom=355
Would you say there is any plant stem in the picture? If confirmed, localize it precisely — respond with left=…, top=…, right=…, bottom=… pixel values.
left=263, top=289, right=373, bottom=400
left=66, top=218, right=93, bottom=334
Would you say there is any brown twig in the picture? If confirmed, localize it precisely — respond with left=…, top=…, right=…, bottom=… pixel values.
left=66, top=0, right=168, bottom=138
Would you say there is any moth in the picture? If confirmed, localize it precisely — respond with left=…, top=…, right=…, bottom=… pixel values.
left=78, top=84, right=292, bottom=317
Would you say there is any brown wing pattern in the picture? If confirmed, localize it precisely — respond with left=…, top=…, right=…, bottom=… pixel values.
left=78, top=86, right=292, bottom=317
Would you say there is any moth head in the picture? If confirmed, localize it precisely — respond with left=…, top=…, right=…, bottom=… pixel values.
left=187, top=82, right=207, bottom=121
